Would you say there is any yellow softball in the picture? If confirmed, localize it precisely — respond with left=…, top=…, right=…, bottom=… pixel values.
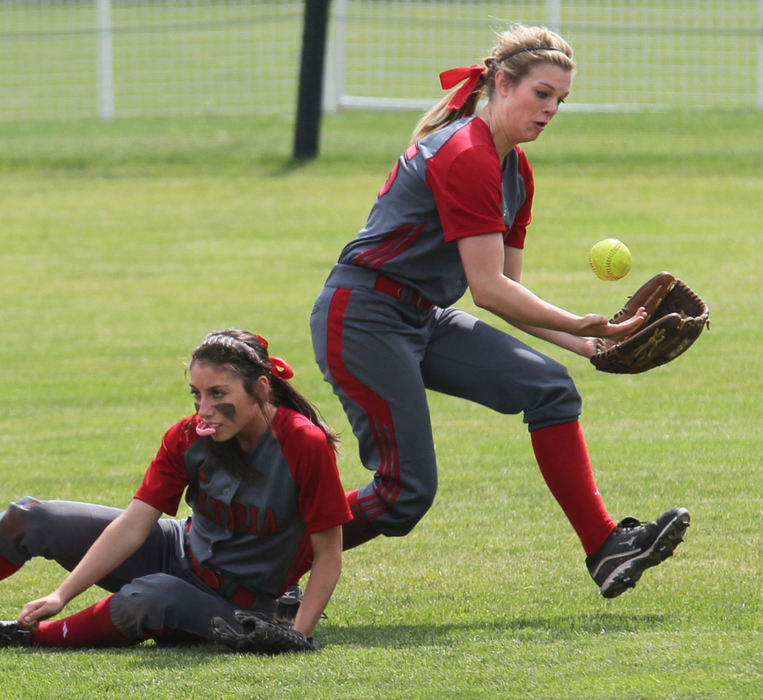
left=589, top=238, right=632, bottom=281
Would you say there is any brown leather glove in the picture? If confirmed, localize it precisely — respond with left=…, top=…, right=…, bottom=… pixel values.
left=591, top=271, right=709, bottom=374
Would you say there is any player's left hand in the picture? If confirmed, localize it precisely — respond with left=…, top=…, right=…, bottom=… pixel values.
left=580, top=337, right=615, bottom=358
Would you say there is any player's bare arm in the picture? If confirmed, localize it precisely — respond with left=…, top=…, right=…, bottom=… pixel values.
left=18, top=499, right=161, bottom=627
left=292, top=526, right=342, bottom=637
left=501, top=244, right=591, bottom=355
left=459, top=234, right=646, bottom=341
left=502, top=245, right=617, bottom=356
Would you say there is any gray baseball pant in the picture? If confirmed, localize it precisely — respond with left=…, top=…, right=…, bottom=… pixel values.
left=310, top=264, right=581, bottom=537
left=0, top=497, right=275, bottom=643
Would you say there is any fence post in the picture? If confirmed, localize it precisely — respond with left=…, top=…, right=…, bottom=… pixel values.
left=294, top=0, right=332, bottom=159
left=547, top=0, right=562, bottom=33
left=323, top=0, right=347, bottom=113
left=96, top=0, right=115, bottom=119
left=758, top=0, right=763, bottom=108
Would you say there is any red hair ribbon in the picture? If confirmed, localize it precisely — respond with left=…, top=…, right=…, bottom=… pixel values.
left=269, top=356, right=294, bottom=380
left=439, top=64, right=486, bottom=110
left=254, top=334, right=269, bottom=350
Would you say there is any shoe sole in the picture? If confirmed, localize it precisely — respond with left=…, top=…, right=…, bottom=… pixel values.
left=600, top=508, right=690, bottom=599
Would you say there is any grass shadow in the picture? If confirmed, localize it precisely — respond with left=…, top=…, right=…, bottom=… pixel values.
left=266, top=156, right=316, bottom=177
left=4, top=612, right=668, bottom=663
left=323, top=611, right=669, bottom=649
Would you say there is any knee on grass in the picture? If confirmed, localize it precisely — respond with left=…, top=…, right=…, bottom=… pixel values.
left=0, top=497, right=46, bottom=561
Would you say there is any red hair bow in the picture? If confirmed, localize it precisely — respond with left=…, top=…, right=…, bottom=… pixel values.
left=269, top=356, right=294, bottom=380
left=439, top=64, right=486, bottom=110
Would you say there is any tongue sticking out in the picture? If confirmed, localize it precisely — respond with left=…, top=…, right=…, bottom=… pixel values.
left=196, top=420, right=217, bottom=437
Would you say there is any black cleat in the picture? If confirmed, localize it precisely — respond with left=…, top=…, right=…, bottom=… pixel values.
left=0, top=621, right=32, bottom=647
left=586, top=507, right=690, bottom=598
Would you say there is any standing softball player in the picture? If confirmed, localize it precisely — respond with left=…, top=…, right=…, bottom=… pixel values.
left=0, top=329, right=350, bottom=650
left=311, top=24, right=690, bottom=598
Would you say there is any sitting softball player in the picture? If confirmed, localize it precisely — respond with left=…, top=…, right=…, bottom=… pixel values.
left=0, top=329, right=350, bottom=652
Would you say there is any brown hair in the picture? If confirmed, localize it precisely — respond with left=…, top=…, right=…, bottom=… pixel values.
left=410, top=24, right=575, bottom=144
left=190, top=328, right=339, bottom=452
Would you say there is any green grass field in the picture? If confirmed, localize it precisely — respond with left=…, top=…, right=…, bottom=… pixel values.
left=0, top=108, right=760, bottom=698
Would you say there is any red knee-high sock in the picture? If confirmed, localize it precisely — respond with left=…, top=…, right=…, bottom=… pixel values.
left=530, top=420, right=616, bottom=555
left=32, top=595, right=132, bottom=648
left=0, top=555, right=23, bottom=581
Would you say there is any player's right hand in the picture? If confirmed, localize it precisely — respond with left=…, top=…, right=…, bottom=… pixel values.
left=17, top=591, right=66, bottom=628
left=578, top=306, right=646, bottom=340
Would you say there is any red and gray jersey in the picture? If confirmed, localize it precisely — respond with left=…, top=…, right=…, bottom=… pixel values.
left=337, top=115, right=534, bottom=308
left=134, top=406, right=350, bottom=598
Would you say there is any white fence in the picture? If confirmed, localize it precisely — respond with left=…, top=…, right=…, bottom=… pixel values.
left=326, top=0, right=763, bottom=112
left=0, top=0, right=304, bottom=119
left=1, top=0, right=761, bottom=121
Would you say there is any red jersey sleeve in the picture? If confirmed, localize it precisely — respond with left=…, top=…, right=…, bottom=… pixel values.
left=504, top=146, right=534, bottom=249
left=274, top=410, right=351, bottom=534
left=427, top=144, right=506, bottom=243
left=133, top=416, right=198, bottom=515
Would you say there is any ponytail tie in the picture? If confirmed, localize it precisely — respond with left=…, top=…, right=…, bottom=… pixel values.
left=269, top=356, right=294, bottom=380
left=439, top=64, right=486, bottom=110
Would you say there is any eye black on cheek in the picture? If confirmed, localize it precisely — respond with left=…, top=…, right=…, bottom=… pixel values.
left=215, top=403, right=237, bottom=422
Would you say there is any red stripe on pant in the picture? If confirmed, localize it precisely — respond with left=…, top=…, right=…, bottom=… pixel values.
left=326, top=288, right=401, bottom=519
left=288, top=489, right=380, bottom=572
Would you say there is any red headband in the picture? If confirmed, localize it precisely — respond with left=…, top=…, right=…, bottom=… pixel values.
left=439, top=64, right=486, bottom=110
